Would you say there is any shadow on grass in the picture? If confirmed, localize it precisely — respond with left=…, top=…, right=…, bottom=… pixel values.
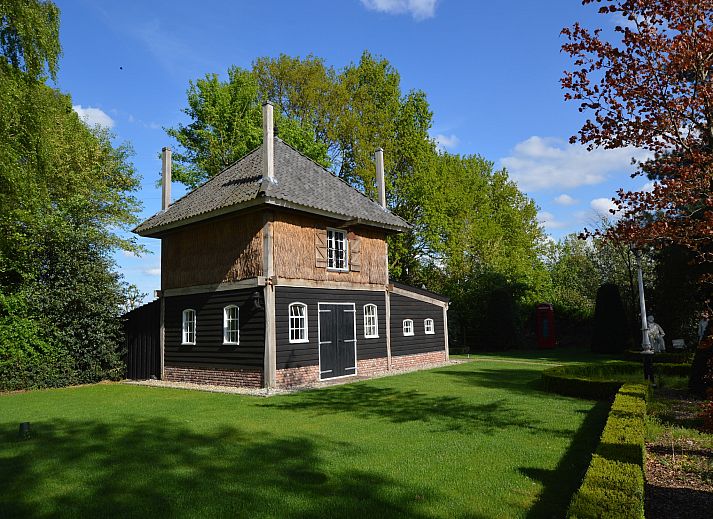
left=266, top=382, right=580, bottom=438
left=431, top=366, right=547, bottom=396
left=520, top=400, right=611, bottom=519
left=0, top=418, right=442, bottom=519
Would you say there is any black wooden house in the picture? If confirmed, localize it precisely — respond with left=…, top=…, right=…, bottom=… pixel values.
left=129, top=103, right=449, bottom=388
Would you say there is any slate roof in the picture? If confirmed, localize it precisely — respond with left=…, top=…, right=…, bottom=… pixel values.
left=134, top=138, right=410, bottom=236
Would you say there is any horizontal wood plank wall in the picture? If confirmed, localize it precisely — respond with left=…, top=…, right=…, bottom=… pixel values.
left=161, top=212, right=263, bottom=290
left=275, top=286, right=387, bottom=369
left=390, top=293, right=445, bottom=357
left=164, top=288, right=265, bottom=369
left=272, top=212, right=388, bottom=285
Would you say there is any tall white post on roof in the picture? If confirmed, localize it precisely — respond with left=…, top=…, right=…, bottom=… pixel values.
left=263, top=101, right=275, bottom=182
left=161, top=147, right=172, bottom=211
left=375, top=147, right=386, bottom=208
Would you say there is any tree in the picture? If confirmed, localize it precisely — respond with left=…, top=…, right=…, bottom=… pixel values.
left=0, top=1, right=142, bottom=389
left=592, top=283, right=632, bottom=353
left=562, top=0, right=713, bottom=298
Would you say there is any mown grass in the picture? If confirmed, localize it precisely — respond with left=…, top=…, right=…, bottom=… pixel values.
left=0, top=356, right=608, bottom=518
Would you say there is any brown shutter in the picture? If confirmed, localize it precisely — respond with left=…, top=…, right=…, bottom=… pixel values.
left=315, top=228, right=327, bottom=268
left=349, top=235, right=361, bottom=272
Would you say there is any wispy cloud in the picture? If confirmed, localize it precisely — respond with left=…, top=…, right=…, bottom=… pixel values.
left=538, top=211, right=568, bottom=230
left=434, top=133, right=459, bottom=151
left=554, top=193, right=578, bottom=206
left=500, top=136, right=651, bottom=192
left=143, top=267, right=161, bottom=276
left=360, top=0, right=438, bottom=20
left=73, top=105, right=115, bottom=128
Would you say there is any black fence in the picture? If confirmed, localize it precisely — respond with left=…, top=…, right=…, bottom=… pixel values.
left=123, top=300, right=160, bottom=380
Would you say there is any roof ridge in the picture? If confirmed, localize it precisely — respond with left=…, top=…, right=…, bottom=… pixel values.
left=275, top=137, right=406, bottom=222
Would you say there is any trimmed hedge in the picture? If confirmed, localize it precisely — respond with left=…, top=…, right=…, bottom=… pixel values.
left=541, top=361, right=691, bottom=400
left=622, top=350, right=690, bottom=364
left=567, top=384, right=648, bottom=518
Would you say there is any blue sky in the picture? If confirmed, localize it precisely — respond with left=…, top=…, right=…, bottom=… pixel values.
left=55, top=0, right=649, bottom=298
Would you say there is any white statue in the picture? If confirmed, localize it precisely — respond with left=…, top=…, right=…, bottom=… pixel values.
left=698, top=312, right=709, bottom=342
left=647, top=315, right=666, bottom=353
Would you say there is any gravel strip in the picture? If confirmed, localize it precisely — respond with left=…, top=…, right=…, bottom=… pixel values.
left=123, top=359, right=469, bottom=397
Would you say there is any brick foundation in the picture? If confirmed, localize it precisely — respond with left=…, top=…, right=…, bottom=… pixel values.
left=357, top=357, right=389, bottom=377
left=164, top=366, right=263, bottom=388
left=275, top=365, right=320, bottom=387
left=390, top=350, right=447, bottom=370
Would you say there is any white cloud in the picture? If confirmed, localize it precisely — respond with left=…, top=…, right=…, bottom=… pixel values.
left=143, top=267, right=161, bottom=276
left=500, top=136, right=651, bottom=192
left=640, top=180, right=656, bottom=192
left=537, top=211, right=568, bottom=230
left=590, top=197, right=618, bottom=216
left=434, top=133, right=459, bottom=151
left=360, top=0, right=437, bottom=20
left=122, top=250, right=139, bottom=258
left=72, top=105, right=115, bottom=128
left=554, top=193, right=578, bottom=206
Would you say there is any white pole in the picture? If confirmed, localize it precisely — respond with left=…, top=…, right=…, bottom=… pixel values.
left=634, top=249, right=652, bottom=352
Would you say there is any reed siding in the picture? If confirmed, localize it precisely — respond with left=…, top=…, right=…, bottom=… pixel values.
left=161, top=212, right=263, bottom=290
left=164, top=288, right=265, bottom=370
left=390, top=293, right=445, bottom=356
left=275, top=286, right=388, bottom=369
left=272, top=212, right=388, bottom=285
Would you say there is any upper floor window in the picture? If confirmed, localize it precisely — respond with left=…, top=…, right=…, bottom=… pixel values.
left=364, top=304, right=378, bottom=338
left=327, top=229, right=348, bottom=271
left=424, top=318, right=435, bottom=335
left=182, top=309, right=196, bottom=345
left=403, top=319, right=414, bottom=336
left=289, top=302, right=308, bottom=343
left=223, top=305, right=239, bottom=344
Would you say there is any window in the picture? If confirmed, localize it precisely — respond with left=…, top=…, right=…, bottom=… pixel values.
left=424, top=318, right=435, bottom=335
left=223, top=305, right=239, bottom=344
left=289, top=303, right=308, bottom=343
left=403, top=319, right=414, bottom=336
left=182, top=309, right=196, bottom=345
left=327, top=229, right=348, bottom=271
left=364, top=304, right=378, bottom=338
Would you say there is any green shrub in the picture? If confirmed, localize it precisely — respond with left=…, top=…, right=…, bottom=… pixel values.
left=592, top=284, right=632, bottom=353
left=622, top=350, right=690, bottom=364
left=567, top=384, right=647, bottom=518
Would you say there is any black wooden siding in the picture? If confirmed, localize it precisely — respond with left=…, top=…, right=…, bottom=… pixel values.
left=164, top=288, right=265, bottom=369
left=123, top=299, right=161, bottom=379
left=390, top=293, right=445, bottom=357
left=275, top=286, right=388, bottom=369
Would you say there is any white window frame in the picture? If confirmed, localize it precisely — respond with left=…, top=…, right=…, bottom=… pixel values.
left=364, top=304, right=379, bottom=338
left=424, top=318, right=435, bottom=335
left=182, top=309, right=196, bottom=345
left=223, top=305, right=240, bottom=345
left=403, top=319, right=414, bottom=336
left=327, top=228, right=349, bottom=272
left=289, top=302, right=309, bottom=344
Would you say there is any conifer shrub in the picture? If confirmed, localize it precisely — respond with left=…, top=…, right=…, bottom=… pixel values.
left=592, top=283, right=632, bottom=353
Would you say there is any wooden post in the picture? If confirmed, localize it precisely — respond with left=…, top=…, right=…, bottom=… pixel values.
left=159, top=295, right=165, bottom=379
left=262, top=214, right=276, bottom=388
left=385, top=289, right=392, bottom=370
left=443, top=304, right=450, bottom=361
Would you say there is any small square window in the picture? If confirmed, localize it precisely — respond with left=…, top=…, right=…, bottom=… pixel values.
left=403, top=319, right=414, bottom=336
left=424, top=318, right=435, bottom=335
left=289, top=303, right=308, bottom=343
left=327, top=229, right=348, bottom=271
left=364, top=304, right=378, bottom=338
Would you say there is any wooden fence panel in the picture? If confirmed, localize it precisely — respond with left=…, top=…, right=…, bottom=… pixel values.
left=123, top=300, right=161, bottom=380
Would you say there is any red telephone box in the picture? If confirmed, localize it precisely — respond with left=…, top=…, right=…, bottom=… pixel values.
left=536, top=303, right=556, bottom=349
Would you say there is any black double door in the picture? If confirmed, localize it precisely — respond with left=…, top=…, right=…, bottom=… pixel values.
left=318, top=303, right=357, bottom=379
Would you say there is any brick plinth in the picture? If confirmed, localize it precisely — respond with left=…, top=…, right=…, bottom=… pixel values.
left=164, top=366, right=263, bottom=388
left=275, top=365, right=320, bottom=387
left=390, top=350, right=446, bottom=370
left=357, top=357, right=389, bottom=377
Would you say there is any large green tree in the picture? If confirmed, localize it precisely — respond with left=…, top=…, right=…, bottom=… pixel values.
left=0, top=1, right=142, bottom=389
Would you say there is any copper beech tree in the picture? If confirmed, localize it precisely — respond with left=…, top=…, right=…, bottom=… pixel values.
left=561, top=0, right=713, bottom=301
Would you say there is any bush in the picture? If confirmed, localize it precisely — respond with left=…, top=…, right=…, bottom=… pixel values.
left=622, top=350, right=691, bottom=364
left=592, top=283, right=632, bottom=353
left=567, top=384, right=648, bottom=519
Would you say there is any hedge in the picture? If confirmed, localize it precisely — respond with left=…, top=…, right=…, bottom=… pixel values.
left=622, top=350, right=690, bottom=364
left=567, top=384, right=648, bottom=518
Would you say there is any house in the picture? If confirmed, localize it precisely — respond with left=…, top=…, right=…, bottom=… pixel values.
left=133, top=102, right=449, bottom=388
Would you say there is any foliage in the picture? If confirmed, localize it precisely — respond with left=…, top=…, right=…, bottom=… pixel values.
left=0, top=0, right=60, bottom=80
left=592, top=283, right=632, bottom=353
left=562, top=0, right=713, bottom=297
left=0, top=5, right=141, bottom=389
left=567, top=384, right=648, bottom=519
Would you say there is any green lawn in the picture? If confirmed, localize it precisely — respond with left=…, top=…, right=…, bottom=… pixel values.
left=0, top=356, right=609, bottom=518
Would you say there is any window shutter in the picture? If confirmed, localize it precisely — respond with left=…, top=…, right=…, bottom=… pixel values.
left=349, top=236, right=361, bottom=272
left=315, top=228, right=327, bottom=268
